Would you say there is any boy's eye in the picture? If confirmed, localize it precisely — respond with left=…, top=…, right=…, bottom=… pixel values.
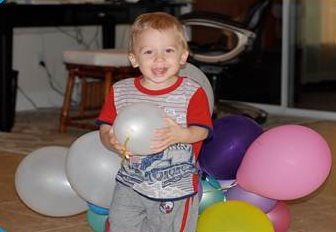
left=144, top=50, right=153, bottom=55
left=165, top=48, right=175, bottom=53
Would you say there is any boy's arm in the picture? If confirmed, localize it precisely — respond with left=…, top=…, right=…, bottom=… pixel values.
left=151, top=117, right=208, bottom=153
left=99, top=124, right=114, bottom=151
left=97, top=87, right=131, bottom=158
left=151, top=86, right=212, bottom=153
left=183, top=125, right=209, bottom=143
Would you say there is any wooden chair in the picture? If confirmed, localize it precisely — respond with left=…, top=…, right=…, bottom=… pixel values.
left=59, top=49, right=139, bottom=133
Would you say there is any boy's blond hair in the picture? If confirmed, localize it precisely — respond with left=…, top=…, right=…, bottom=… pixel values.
left=128, top=12, right=188, bottom=53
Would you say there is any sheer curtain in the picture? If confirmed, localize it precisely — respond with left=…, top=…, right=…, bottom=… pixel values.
left=320, top=0, right=336, bottom=73
left=301, top=0, right=336, bottom=83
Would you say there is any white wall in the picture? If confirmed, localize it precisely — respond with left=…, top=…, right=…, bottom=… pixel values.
left=13, top=25, right=130, bottom=111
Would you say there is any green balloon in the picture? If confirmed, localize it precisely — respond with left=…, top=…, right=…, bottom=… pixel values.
left=87, top=209, right=108, bottom=232
left=199, top=176, right=225, bottom=214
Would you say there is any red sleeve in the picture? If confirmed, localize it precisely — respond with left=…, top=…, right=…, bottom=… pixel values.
left=188, top=87, right=212, bottom=129
left=188, top=87, right=213, bottom=157
left=96, top=87, right=117, bottom=125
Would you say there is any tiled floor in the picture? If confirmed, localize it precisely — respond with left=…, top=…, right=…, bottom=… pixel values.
left=1, top=108, right=336, bottom=232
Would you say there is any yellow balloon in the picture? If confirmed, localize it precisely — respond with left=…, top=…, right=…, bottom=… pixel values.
left=197, top=200, right=274, bottom=232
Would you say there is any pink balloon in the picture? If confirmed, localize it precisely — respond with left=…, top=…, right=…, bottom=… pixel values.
left=237, top=125, right=332, bottom=200
left=266, top=201, right=290, bottom=232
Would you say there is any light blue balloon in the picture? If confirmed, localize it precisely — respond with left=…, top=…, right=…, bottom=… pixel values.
left=87, top=209, right=108, bottom=232
left=0, top=227, right=6, bottom=232
left=88, top=202, right=109, bottom=215
left=199, top=175, right=225, bottom=214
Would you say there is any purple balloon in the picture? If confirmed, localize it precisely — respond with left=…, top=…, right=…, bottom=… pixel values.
left=199, top=115, right=263, bottom=179
left=226, top=184, right=277, bottom=213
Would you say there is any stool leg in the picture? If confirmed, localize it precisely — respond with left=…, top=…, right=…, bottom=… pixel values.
left=59, top=69, right=76, bottom=133
left=104, top=70, right=113, bottom=97
left=79, top=78, right=88, bottom=116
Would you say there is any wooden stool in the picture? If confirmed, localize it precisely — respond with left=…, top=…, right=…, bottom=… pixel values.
left=59, top=49, right=138, bottom=133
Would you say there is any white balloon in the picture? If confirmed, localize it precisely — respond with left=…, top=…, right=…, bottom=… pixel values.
left=66, top=131, right=122, bottom=209
left=114, top=102, right=165, bottom=155
left=15, top=146, right=87, bottom=217
left=179, top=62, right=214, bottom=114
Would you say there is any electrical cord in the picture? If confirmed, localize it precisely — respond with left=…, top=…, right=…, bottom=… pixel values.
left=39, top=61, right=64, bottom=97
left=39, top=60, right=80, bottom=106
left=18, top=86, right=38, bottom=109
left=35, top=26, right=101, bottom=109
left=56, top=26, right=101, bottom=49
left=87, top=26, right=101, bottom=48
left=56, top=27, right=85, bottom=46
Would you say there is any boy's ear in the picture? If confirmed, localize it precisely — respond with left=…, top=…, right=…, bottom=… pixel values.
left=129, top=53, right=139, bottom=68
left=180, top=50, right=189, bottom=65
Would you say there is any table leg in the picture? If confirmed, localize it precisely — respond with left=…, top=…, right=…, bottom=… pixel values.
left=0, top=24, right=15, bottom=132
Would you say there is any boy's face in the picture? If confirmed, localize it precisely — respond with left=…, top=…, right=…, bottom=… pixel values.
left=129, top=28, right=189, bottom=90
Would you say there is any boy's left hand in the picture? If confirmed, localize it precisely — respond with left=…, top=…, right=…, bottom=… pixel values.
left=150, top=117, right=184, bottom=153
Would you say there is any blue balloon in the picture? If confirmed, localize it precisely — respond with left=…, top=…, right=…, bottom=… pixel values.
left=87, top=209, right=108, bottom=232
left=199, top=115, right=263, bottom=180
left=88, top=202, right=109, bottom=215
left=198, top=175, right=225, bottom=214
left=0, top=227, right=6, bottom=232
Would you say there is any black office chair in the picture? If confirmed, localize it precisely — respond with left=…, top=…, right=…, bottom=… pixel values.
left=180, top=0, right=271, bottom=123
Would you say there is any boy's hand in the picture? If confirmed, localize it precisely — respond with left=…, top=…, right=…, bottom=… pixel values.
left=100, top=125, right=132, bottom=159
left=109, top=129, right=133, bottom=159
left=151, top=117, right=185, bottom=153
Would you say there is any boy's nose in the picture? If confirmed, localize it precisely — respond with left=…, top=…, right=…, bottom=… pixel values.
left=154, top=52, right=165, bottom=62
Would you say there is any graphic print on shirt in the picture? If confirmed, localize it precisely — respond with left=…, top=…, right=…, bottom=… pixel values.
left=118, top=143, right=196, bottom=199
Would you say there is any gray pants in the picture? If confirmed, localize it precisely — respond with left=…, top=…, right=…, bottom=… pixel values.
left=108, top=182, right=199, bottom=232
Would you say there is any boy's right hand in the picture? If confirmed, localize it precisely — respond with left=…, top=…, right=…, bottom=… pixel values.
left=99, top=124, right=132, bottom=159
